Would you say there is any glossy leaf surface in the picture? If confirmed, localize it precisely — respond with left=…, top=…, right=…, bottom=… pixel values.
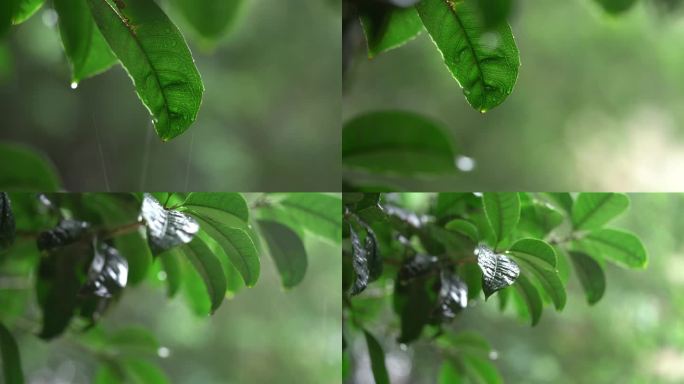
left=141, top=194, right=199, bottom=255
left=475, top=244, right=519, bottom=298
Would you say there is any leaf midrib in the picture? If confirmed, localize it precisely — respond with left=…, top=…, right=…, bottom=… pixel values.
left=445, top=0, right=486, bottom=96
left=574, top=194, right=613, bottom=229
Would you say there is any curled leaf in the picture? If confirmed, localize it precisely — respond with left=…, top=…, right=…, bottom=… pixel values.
left=36, top=220, right=91, bottom=251
left=141, top=194, right=199, bottom=255
left=475, top=244, right=519, bottom=298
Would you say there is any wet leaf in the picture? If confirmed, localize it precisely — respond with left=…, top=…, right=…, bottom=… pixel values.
left=572, top=193, right=629, bottom=231
left=258, top=220, right=307, bottom=289
left=0, top=322, right=23, bottom=384
left=179, top=237, right=227, bottom=314
left=0, top=193, right=15, bottom=251
left=141, top=194, right=199, bottom=256
left=54, top=0, right=117, bottom=84
left=416, top=0, right=520, bottom=112
left=397, top=253, right=440, bottom=284
left=348, top=221, right=381, bottom=295
left=12, top=0, right=43, bottom=24
left=569, top=251, right=606, bottom=305
left=86, top=0, right=204, bottom=141
left=475, top=244, right=519, bottom=298
left=81, top=242, right=128, bottom=298
left=578, top=228, right=648, bottom=268
left=170, top=0, right=245, bottom=43
left=359, top=3, right=423, bottom=58
left=343, top=111, right=458, bottom=175
left=180, top=192, right=249, bottom=228
left=434, top=271, right=468, bottom=321
left=482, top=193, right=520, bottom=245
left=0, top=143, right=60, bottom=191
left=364, top=330, right=390, bottom=384
left=36, top=220, right=91, bottom=251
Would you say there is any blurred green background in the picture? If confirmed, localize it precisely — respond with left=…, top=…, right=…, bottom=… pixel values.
left=12, top=228, right=341, bottom=383
left=0, top=0, right=340, bottom=191
left=347, top=193, right=684, bottom=383
left=344, top=0, right=684, bottom=190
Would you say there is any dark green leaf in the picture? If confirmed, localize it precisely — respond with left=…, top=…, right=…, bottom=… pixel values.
left=190, top=215, right=259, bottom=287
left=445, top=219, right=479, bottom=243
left=514, top=274, right=542, bottom=326
left=170, top=0, right=244, bottom=43
left=342, top=111, right=457, bottom=175
left=36, top=219, right=90, bottom=251
left=572, top=193, right=629, bottom=230
left=86, top=0, right=204, bottom=141
left=180, top=193, right=249, bottom=228
left=141, top=194, right=199, bottom=256
left=159, top=248, right=183, bottom=297
left=359, top=4, right=423, bottom=58
left=394, top=272, right=437, bottom=344
left=475, top=244, right=520, bottom=298
left=416, top=0, right=520, bottom=112
left=1, top=1, right=18, bottom=36
left=0, top=322, right=23, bottom=384
left=12, top=0, right=43, bottom=24
left=364, top=330, right=390, bottom=384
left=569, top=251, right=606, bottom=305
left=459, top=262, right=482, bottom=300
left=434, top=193, right=471, bottom=217
left=475, top=0, right=513, bottom=29
left=594, top=0, right=638, bottom=14
left=482, top=193, right=520, bottom=245
left=179, top=237, right=226, bottom=314
left=258, top=220, right=307, bottom=289
left=578, top=229, right=648, bottom=268
left=0, top=193, right=15, bottom=251
left=54, top=0, right=117, bottom=84
left=257, top=193, right=341, bottom=243
left=0, top=144, right=60, bottom=191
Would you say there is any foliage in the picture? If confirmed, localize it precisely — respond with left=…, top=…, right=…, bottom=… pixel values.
left=1, top=0, right=249, bottom=141
left=342, top=192, right=647, bottom=383
left=0, top=192, right=341, bottom=383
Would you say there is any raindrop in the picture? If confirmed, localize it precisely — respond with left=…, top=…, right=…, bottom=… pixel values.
left=157, top=347, right=171, bottom=358
left=399, top=343, right=408, bottom=351
left=157, top=271, right=167, bottom=281
left=455, top=155, right=476, bottom=172
left=489, top=350, right=499, bottom=360
left=70, top=82, right=78, bottom=90
left=41, top=9, right=58, bottom=28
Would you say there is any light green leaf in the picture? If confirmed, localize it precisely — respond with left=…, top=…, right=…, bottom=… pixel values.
left=86, top=0, right=204, bottom=141
left=572, top=193, right=629, bottom=231
left=179, top=237, right=226, bottom=314
left=439, top=361, right=463, bottom=384
left=0, top=322, right=23, bottom=384
left=569, top=251, right=606, bottom=305
left=343, top=111, right=457, bottom=175
left=258, top=220, right=307, bottom=289
left=159, top=248, right=183, bottom=297
left=416, top=0, right=520, bottom=112
left=54, top=0, right=117, bottom=84
left=482, top=193, right=520, bottom=245
left=0, top=143, right=60, bottom=191
left=462, top=354, right=503, bottom=384
left=445, top=219, right=479, bottom=243
left=190, top=215, right=259, bottom=287
left=170, top=0, right=244, bottom=43
left=12, top=0, right=43, bottom=24
left=123, top=359, right=169, bottom=384
left=108, top=327, right=159, bottom=353
left=258, top=193, right=341, bottom=243
left=514, top=255, right=566, bottom=311
left=364, top=330, right=390, bottom=384
left=180, top=192, right=249, bottom=228
left=508, top=238, right=556, bottom=268
left=578, top=228, right=648, bottom=268
left=360, top=5, right=423, bottom=58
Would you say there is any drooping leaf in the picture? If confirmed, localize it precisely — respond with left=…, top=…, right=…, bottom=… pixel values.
left=159, top=248, right=183, bottom=297
left=179, top=237, right=227, bottom=314
left=94, top=364, right=122, bottom=384
left=577, top=228, right=648, bottom=268
left=36, top=220, right=91, bottom=251
left=348, top=221, right=381, bottom=295
left=394, top=271, right=437, bottom=344
left=364, top=330, right=390, bottom=384
left=416, top=0, right=520, bottom=112
left=438, top=361, right=463, bottom=384
left=257, top=220, right=307, bottom=289
left=433, top=271, right=468, bottom=321
left=445, top=219, right=479, bottom=243
left=0, top=193, right=15, bottom=251
left=122, top=359, right=169, bottom=384
left=569, top=251, right=606, bottom=305
left=0, top=144, right=60, bottom=191
left=508, top=238, right=556, bottom=268
left=459, top=262, right=482, bottom=300
left=81, top=242, right=128, bottom=298
left=482, top=193, right=520, bottom=246
left=86, top=0, right=204, bottom=141
left=12, top=0, right=43, bottom=24
left=169, top=0, right=244, bottom=43
left=141, top=194, right=199, bottom=256
left=359, top=3, right=423, bottom=58
left=342, top=111, right=458, bottom=175
left=508, top=239, right=565, bottom=310
left=594, top=0, right=638, bottom=14
left=572, top=193, right=629, bottom=231
left=257, top=193, right=342, bottom=243
left=462, top=354, right=503, bottom=384
left=514, top=273, right=542, bottom=326
left=475, top=244, right=520, bottom=298
left=180, top=193, right=249, bottom=228
left=0, top=322, right=23, bottom=384
left=54, top=0, right=117, bottom=84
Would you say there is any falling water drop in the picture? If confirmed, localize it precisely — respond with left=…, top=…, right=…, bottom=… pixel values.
left=70, top=82, right=78, bottom=90
left=489, top=350, right=499, bottom=360
left=157, top=347, right=171, bottom=358
left=455, top=155, right=476, bottom=172
left=157, top=271, right=167, bottom=281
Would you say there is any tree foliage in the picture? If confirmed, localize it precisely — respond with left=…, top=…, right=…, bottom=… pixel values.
left=342, top=192, right=647, bottom=383
left=0, top=192, right=341, bottom=383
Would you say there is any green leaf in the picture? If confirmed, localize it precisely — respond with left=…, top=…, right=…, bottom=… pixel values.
left=508, top=238, right=556, bottom=268
left=179, top=237, right=226, bottom=314
left=180, top=193, right=249, bottom=227
left=0, top=193, right=16, bottom=251
left=257, top=220, right=307, bottom=289
left=86, top=0, right=204, bottom=141
left=509, top=239, right=565, bottom=310
left=594, top=0, right=638, bottom=14
left=0, top=322, right=23, bottom=384
left=190, top=215, right=259, bottom=287
left=514, top=274, right=542, bottom=326
left=475, top=244, right=520, bottom=298
left=141, top=194, right=199, bottom=256
left=569, top=251, right=606, bottom=305
left=572, top=193, right=629, bottom=230
left=544, top=193, right=573, bottom=215
left=122, top=359, right=169, bottom=384
left=0, top=143, right=60, bottom=191
left=343, top=111, right=457, bottom=175
left=108, top=327, right=159, bottom=352
left=439, top=361, right=463, bottom=384
left=347, top=220, right=381, bottom=295
left=159, top=248, right=183, bottom=297
left=364, top=330, right=390, bottom=384
left=359, top=4, right=423, bottom=58
left=258, top=193, right=341, bottom=244
left=462, top=355, right=503, bottom=384
left=578, top=228, right=648, bottom=268
left=1, top=1, right=18, bottom=36
left=416, top=0, right=520, bottom=112
left=180, top=256, right=211, bottom=316
left=445, top=219, right=479, bottom=243
left=94, top=364, right=122, bottom=384
left=169, top=0, right=244, bottom=43
left=482, top=193, right=520, bottom=245
left=517, top=202, right=563, bottom=238
left=54, top=0, right=117, bottom=84
left=12, top=0, right=44, bottom=24
left=474, top=0, right=513, bottom=29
